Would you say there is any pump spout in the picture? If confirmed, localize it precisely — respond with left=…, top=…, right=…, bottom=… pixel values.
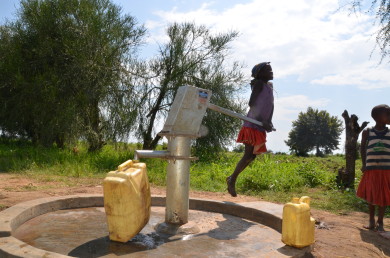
left=134, top=150, right=169, bottom=160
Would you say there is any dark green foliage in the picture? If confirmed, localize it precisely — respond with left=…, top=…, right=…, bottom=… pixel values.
left=0, top=0, right=145, bottom=150
left=285, top=107, right=343, bottom=156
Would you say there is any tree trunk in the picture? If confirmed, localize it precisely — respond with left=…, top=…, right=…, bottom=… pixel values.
left=55, top=133, right=65, bottom=149
left=316, top=145, right=323, bottom=157
left=341, top=110, right=369, bottom=189
left=142, top=80, right=169, bottom=150
left=87, top=100, right=105, bottom=152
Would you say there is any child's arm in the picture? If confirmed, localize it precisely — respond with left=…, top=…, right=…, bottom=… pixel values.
left=360, top=129, right=368, bottom=172
left=249, top=81, right=263, bottom=107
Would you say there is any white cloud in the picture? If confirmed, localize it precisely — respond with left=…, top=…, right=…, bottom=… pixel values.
left=274, top=95, right=330, bottom=121
left=311, top=63, right=390, bottom=90
left=265, top=94, right=330, bottom=152
left=146, top=0, right=390, bottom=89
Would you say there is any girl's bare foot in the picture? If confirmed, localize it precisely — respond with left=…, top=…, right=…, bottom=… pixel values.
left=363, top=225, right=375, bottom=230
left=226, top=176, right=237, bottom=197
left=363, top=220, right=376, bottom=230
left=376, top=223, right=385, bottom=232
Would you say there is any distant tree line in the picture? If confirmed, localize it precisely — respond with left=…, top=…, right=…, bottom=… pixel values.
left=0, top=0, right=245, bottom=157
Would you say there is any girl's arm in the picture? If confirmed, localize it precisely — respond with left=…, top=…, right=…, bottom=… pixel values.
left=360, top=129, right=368, bottom=172
left=249, top=80, right=263, bottom=107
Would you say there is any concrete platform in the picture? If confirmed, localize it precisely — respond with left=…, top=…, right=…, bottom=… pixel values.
left=0, top=195, right=313, bottom=257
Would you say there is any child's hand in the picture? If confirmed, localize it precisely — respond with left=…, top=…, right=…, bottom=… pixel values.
left=361, top=165, right=366, bottom=172
left=262, top=121, right=273, bottom=132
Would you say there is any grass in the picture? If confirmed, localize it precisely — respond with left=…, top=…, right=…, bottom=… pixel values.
left=0, top=139, right=136, bottom=177
left=0, top=204, right=7, bottom=212
left=0, top=139, right=387, bottom=216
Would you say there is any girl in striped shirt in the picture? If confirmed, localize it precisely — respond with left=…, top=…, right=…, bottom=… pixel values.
left=357, top=104, right=390, bottom=232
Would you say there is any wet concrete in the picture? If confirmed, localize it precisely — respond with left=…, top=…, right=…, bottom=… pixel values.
left=12, top=207, right=299, bottom=257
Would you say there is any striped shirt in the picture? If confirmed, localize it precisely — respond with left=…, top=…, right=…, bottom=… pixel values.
left=366, top=127, right=390, bottom=170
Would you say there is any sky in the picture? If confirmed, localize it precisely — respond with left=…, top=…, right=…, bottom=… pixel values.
left=1, top=0, right=390, bottom=153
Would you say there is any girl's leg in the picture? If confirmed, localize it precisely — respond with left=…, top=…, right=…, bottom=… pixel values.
left=364, top=204, right=376, bottom=230
left=377, top=206, right=386, bottom=232
left=227, top=144, right=257, bottom=197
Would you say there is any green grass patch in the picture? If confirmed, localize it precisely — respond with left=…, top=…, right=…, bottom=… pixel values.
left=0, top=140, right=136, bottom=176
left=0, top=204, right=8, bottom=212
left=1, top=140, right=387, bottom=217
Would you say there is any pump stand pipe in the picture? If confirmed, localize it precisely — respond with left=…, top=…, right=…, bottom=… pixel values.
left=165, top=136, right=191, bottom=224
left=134, top=136, right=193, bottom=225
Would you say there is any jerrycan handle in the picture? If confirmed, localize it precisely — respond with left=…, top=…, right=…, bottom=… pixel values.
left=118, top=160, right=133, bottom=171
left=299, top=196, right=311, bottom=206
left=291, top=197, right=300, bottom=204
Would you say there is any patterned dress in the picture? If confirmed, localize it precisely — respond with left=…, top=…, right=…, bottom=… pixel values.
left=357, top=127, right=390, bottom=206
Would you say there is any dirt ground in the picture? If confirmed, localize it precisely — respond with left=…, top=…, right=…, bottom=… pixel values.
left=0, top=173, right=389, bottom=258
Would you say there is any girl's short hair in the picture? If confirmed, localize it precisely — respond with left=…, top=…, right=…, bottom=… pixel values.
left=251, top=62, right=270, bottom=78
left=371, top=104, right=390, bottom=120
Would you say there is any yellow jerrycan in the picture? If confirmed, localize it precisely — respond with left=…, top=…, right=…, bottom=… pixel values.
left=103, top=160, right=151, bottom=242
left=281, top=196, right=315, bottom=248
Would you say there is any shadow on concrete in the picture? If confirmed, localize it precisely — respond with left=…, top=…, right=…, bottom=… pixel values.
left=359, top=228, right=390, bottom=256
left=68, top=233, right=165, bottom=257
left=276, top=245, right=314, bottom=258
left=205, top=213, right=256, bottom=240
left=68, top=213, right=256, bottom=256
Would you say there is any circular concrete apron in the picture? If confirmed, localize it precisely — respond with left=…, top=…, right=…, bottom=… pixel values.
left=0, top=195, right=312, bottom=257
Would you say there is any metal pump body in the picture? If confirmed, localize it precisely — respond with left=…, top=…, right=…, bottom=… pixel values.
left=135, top=85, right=268, bottom=225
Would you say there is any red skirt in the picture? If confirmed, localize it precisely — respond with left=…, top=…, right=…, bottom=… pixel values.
left=236, top=126, right=267, bottom=154
left=356, top=169, right=390, bottom=207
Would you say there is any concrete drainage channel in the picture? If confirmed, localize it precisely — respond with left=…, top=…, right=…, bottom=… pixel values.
left=0, top=195, right=312, bottom=257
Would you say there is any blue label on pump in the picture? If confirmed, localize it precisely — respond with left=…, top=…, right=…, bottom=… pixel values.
left=198, top=91, right=208, bottom=99
left=198, top=91, right=208, bottom=104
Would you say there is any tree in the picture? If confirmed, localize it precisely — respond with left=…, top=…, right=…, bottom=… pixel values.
left=0, top=0, right=145, bottom=150
left=346, top=0, right=390, bottom=61
left=338, top=110, right=369, bottom=188
left=285, top=107, right=343, bottom=156
left=133, top=22, right=245, bottom=155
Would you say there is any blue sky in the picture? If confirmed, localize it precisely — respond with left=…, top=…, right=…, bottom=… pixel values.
left=1, top=0, right=390, bottom=153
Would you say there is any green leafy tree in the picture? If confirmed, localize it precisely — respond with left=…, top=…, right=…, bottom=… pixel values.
left=0, top=0, right=145, bottom=150
left=133, top=22, right=245, bottom=157
left=285, top=107, right=343, bottom=156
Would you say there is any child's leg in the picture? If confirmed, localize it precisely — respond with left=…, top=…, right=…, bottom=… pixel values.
left=364, top=203, right=376, bottom=230
left=253, top=143, right=265, bottom=154
left=227, top=144, right=256, bottom=197
left=377, top=206, right=386, bottom=232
